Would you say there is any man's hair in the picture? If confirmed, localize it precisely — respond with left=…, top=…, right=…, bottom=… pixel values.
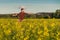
left=21, top=8, right=24, bottom=10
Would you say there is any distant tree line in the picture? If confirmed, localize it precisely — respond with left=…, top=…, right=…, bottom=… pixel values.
left=0, top=9, right=60, bottom=19
left=53, top=10, right=60, bottom=18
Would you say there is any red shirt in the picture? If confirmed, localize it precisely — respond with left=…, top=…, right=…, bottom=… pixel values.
left=19, top=11, right=25, bottom=20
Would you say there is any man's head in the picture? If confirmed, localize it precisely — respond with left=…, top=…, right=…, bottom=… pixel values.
left=21, top=6, right=25, bottom=11
left=21, top=8, right=24, bottom=10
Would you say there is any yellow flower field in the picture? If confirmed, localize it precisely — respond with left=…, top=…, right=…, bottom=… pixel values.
left=0, top=18, right=60, bottom=40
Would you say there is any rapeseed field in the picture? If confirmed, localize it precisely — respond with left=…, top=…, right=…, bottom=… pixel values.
left=0, top=19, right=60, bottom=40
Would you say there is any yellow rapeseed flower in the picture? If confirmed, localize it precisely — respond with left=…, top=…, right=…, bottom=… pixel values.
left=24, top=36, right=29, bottom=40
left=32, top=29, right=35, bottom=33
left=38, top=31, right=42, bottom=35
left=44, top=32, right=49, bottom=36
left=58, top=32, right=60, bottom=35
left=4, top=29, right=11, bottom=35
left=51, top=23, right=55, bottom=27
left=38, top=38, right=41, bottom=40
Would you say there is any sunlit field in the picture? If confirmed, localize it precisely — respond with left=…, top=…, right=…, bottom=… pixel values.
left=0, top=18, right=60, bottom=40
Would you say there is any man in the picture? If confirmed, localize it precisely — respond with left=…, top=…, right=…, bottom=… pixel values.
left=18, top=6, right=32, bottom=22
left=18, top=6, right=25, bottom=22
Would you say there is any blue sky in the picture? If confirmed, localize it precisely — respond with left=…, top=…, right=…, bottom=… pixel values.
left=0, top=0, right=60, bottom=14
